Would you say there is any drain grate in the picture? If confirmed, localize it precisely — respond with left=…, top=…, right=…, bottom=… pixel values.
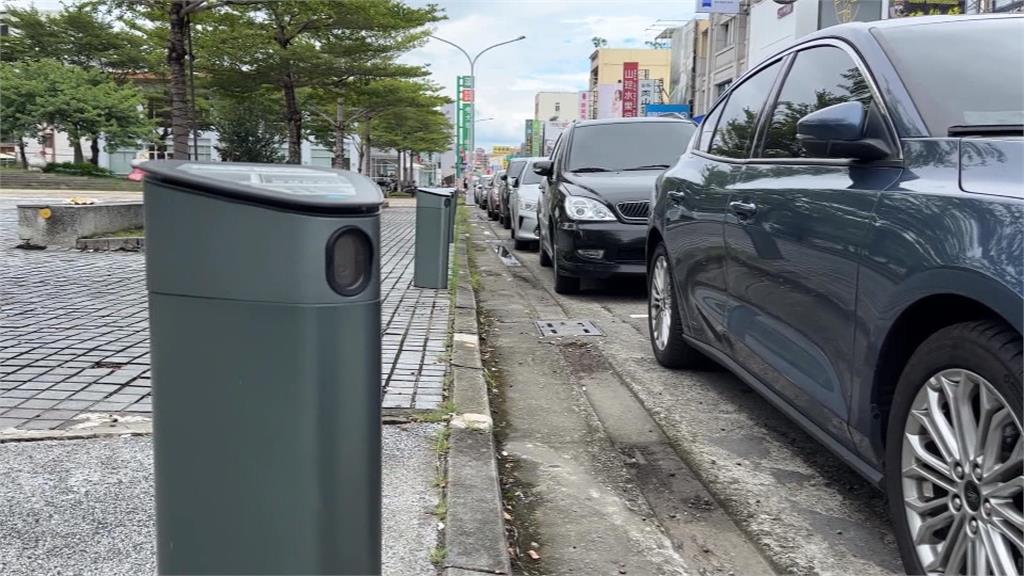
left=535, top=320, right=603, bottom=337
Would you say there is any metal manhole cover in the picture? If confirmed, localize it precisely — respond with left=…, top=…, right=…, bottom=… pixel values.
left=535, top=320, right=603, bottom=337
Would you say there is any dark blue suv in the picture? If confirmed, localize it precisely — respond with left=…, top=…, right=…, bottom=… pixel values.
left=647, top=16, right=1023, bottom=575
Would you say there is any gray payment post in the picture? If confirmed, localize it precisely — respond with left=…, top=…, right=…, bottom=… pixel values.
left=142, top=161, right=383, bottom=575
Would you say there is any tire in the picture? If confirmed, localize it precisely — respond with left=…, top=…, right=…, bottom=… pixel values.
left=502, top=212, right=511, bottom=230
left=488, top=209, right=498, bottom=221
left=647, top=243, right=702, bottom=368
left=514, top=237, right=531, bottom=251
left=885, top=320, right=1022, bottom=576
left=539, top=242, right=552, bottom=267
left=551, top=233, right=579, bottom=294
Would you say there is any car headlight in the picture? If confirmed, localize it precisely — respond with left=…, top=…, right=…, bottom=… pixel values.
left=519, top=198, right=537, bottom=212
left=564, top=195, right=616, bottom=221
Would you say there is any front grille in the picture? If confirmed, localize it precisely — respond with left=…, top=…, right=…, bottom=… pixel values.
left=616, top=201, right=650, bottom=221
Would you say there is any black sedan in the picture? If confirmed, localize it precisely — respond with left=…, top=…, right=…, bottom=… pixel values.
left=534, top=117, right=696, bottom=293
left=647, top=15, right=1023, bottom=575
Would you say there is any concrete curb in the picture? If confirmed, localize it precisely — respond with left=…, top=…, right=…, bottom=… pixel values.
left=76, top=236, right=144, bottom=251
left=443, top=226, right=511, bottom=576
left=0, top=413, right=152, bottom=443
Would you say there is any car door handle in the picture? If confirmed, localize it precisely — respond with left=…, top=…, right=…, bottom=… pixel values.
left=729, top=200, right=758, bottom=219
left=667, top=190, right=686, bottom=201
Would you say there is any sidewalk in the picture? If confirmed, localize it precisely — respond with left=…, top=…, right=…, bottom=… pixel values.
left=0, top=425, right=442, bottom=576
left=0, top=190, right=455, bottom=575
left=0, top=194, right=447, bottom=434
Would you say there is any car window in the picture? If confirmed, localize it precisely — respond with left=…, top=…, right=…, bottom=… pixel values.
left=761, top=46, right=875, bottom=158
left=697, top=102, right=725, bottom=152
left=708, top=60, right=782, bottom=159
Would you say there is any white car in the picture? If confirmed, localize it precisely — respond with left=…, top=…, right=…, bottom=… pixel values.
left=508, top=156, right=548, bottom=251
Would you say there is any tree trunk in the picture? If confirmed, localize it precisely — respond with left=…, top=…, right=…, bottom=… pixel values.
left=333, top=98, right=345, bottom=169
left=89, top=136, right=100, bottom=165
left=167, top=1, right=191, bottom=160
left=71, top=133, right=84, bottom=164
left=360, top=121, right=371, bottom=174
left=282, top=74, right=302, bottom=164
left=17, top=139, right=28, bottom=169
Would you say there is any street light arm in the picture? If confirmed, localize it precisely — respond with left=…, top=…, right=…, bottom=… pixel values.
left=471, top=35, right=527, bottom=68
left=429, top=35, right=473, bottom=69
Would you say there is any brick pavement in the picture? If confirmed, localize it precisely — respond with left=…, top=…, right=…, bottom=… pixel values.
left=0, top=196, right=450, bottom=432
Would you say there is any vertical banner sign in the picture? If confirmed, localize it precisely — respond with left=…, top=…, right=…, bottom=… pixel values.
left=524, top=120, right=534, bottom=154
left=455, top=76, right=470, bottom=178
left=531, top=120, right=542, bottom=156
left=578, top=91, right=590, bottom=121
left=622, top=62, right=639, bottom=118
left=639, top=79, right=655, bottom=116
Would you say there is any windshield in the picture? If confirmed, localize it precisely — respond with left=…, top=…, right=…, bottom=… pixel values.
left=567, top=122, right=695, bottom=172
left=507, top=160, right=527, bottom=180
left=520, top=165, right=542, bottom=185
left=873, top=19, right=1024, bottom=136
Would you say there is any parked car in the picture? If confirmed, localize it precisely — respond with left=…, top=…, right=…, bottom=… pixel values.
left=646, top=16, right=1023, bottom=576
left=508, top=156, right=548, bottom=251
left=500, top=159, right=529, bottom=229
left=534, top=116, right=696, bottom=293
left=474, top=174, right=493, bottom=208
left=487, top=174, right=502, bottom=220
left=479, top=172, right=500, bottom=209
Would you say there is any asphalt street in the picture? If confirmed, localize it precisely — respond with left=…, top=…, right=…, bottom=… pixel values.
left=468, top=209, right=904, bottom=576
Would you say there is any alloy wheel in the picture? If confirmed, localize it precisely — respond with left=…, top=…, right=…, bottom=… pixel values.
left=649, top=255, right=672, bottom=351
left=901, top=368, right=1023, bottom=575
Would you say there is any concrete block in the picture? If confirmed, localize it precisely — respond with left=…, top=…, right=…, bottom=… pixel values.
left=18, top=201, right=143, bottom=247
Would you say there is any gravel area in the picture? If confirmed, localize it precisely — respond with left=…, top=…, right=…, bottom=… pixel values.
left=0, top=423, right=442, bottom=576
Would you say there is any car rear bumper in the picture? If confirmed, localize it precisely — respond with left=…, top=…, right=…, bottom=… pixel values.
left=553, top=220, right=647, bottom=278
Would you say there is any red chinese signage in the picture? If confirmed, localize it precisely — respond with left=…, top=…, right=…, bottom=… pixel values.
left=622, top=62, right=639, bottom=118
left=460, top=88, right=474, bottom=103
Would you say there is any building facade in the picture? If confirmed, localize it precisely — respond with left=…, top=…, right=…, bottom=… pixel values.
left=589, top=48, right=672, bottom=119
left=534, top=92, right=580, bottom=124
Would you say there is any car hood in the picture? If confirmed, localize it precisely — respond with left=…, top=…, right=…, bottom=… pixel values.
left=960, top=138, right=1024, bottom=199
left=564, top=170, right=660, bottom=203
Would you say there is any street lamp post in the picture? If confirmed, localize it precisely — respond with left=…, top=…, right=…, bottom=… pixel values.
left=430, top=34, right=525, bottom=186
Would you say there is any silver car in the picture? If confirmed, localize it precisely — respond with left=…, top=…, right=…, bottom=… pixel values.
left=509, top=156, right=548, bottom=251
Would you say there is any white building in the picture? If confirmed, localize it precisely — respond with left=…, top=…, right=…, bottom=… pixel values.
left=534, top=92, right=581, bottom=123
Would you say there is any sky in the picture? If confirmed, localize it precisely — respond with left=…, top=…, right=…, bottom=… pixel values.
left=404, top=0, right=695, bottom=151
left=5, top=0, right=696, bottom=152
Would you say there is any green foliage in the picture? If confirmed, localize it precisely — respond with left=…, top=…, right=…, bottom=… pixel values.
left=42, top=162, right=115, bottom=177
left=0, top=59, right=154, bottom=162
left=0, top=5, right=152, bottom=79
left=209, top=95, right=286, bottom=163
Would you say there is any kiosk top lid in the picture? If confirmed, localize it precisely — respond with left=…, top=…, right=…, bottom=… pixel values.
left=141, top=160, right=384, bottom=214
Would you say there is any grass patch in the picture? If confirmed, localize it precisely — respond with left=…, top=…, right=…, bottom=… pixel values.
left=434, top=498, right=448, bottom=520
left=434, top=427, right=451, bottom=455
left=429, top=546, right=448, bottom=566
left=416, top=399, right=458, bottom=423
left=83, top=227, right=144, bottom=239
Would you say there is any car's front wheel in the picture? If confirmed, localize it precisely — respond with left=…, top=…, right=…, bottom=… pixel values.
left=551, top=232, right=579, bottom=294
left=648, top=243, right=702, bottom=368
left=886, top=320, right=1023, bottom=576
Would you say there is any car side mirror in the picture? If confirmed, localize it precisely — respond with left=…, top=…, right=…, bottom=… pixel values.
left=500, top=174, right=508, bottom=181
left=510, top=177, right=519, bottom=188
left=533, top=160, right=553, bottom=177
left=796, top=101, right=891, bottom=161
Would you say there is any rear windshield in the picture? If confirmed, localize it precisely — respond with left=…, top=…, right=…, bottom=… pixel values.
left=568, top=122, right=695, bottom=172
left=872, top=19, right=1024, bottom=136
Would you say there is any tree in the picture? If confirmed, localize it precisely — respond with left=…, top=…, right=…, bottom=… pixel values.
left=4, top=60, right=155, bottom=164
left=209, top=95, right=285, bottom=162
left=0, top=65, right=43, bottom=168
left=199, top=0, right=443, bottom=164
left=592, top=36, right=608, bottom=48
